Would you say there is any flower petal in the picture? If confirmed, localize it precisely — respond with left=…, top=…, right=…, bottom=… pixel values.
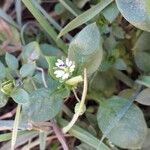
left=54, top=70, right=65, bottom=78
left=62, top=73, right=69, bottom=80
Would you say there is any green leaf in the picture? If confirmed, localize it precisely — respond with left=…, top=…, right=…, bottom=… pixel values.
left=133, top=32, right=150, bottom=72
left=58, top=0, right=113, bottom=38
left=136, top=76, right=150, bottom=88
left=33, top=72, right=59, bottom=90
left=10, top=88, right=29, bottom=105
left=46, top=56, right=58, bottom=80
left=40, top=44, right=63, bottom=57
left=89, top=70, right=116, bottom=98
left=0, top=91, right=8, bottom=108
left=58, top=0, right=81, bottom=17
left=5, top=53, right=18, bottom=70
left=68, top=23, right=103, bottom=75
left=22, top=88, right=69, bottom=122
left=116, top=0, right=150, bottom=32
left=135, top=88, right=150, bottom=106
left=97, top=96, right=147, bottom=149
left=20, top=63, right=36, bottom=78
left=59, top=119, right=110, bottom=150
left=22, top=0, right=67, bottom=54
left=21, top=41, right=41, bottom=63
left=0, top=61, right=6, bottom=80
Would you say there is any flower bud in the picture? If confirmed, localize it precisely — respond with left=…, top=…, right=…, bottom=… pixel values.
left=65, top=75, right=83, bottom=86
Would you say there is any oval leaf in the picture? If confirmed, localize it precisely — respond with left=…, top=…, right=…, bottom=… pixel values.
left=116, top=0, right=150, bottom=32
left=5, top=52, right=18, bottom=70
left=0, top=61, right=6, bottom=80
left=68, top=23, right=103, bottom=75
left=11, top=88, right=29, bottom=105
left=0, top=91, right=8, bottom=108
left=20, top=63, right=36, bottom=78
left=22, top=88, right=68, bottom=122
left=135, top=88, right=150, bottom=106
left=97, top=96, right=147, bottom=149
left=133, top=32, right=150, bottom=72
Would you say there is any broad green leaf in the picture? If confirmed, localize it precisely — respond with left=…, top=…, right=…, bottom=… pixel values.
left=21, top=41, right=41, bottom=63
left=22, top=88, right=69, bottom=122
left=68, top=23, right=103, bottom=75
left=142, top=129, right=150, bottom=150
left=5, top=53, right=18, bottom=70
left=22, top=0, right=67, bottom=54
left=0, top=61, right=6, bottom=80
left=33, top=72, right=59, bottom=90
left=89, top=70, right=116, bottom=99
left=58, top=0, right=113, bottom=38
left=136, top=76, right=150, bottom=88
left=59, top=119, right=110, bottom=150
left=40, top=44, right=63, bottom=57
left=97, top=96, right=147, bottom=149
left=116, top=0, right=150, bottom=32
left=0, top=91, right=8, bottom=108
left=135, top=88, right=150, bottom=106
left=20, top=63, right=36, bottom=78
left=10, top=88, right=29, bottom=105
left=133, top=32, right=150, bottom=72
left=46, top=56, right=58, bottom=80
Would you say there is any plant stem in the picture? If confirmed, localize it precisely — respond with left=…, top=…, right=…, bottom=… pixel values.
left=62, top=69, right=87, bottom=133
left=72, top=88, right=80, bottom=102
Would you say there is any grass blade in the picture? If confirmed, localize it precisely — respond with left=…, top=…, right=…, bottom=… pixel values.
left=11, top=104, right=21, bottom=150
left=39, top=131, right=47, bottom=150
left=58, top=0, right=81, bottom=17
left=32, top=0, right=72, bottom=41
left=58, top=0, right=113, bottom=38
left=59, top=119, right=110, bottom=150
left=22, top=0, right=68, bottom=54
left=15, top=0, right=22, bottom=28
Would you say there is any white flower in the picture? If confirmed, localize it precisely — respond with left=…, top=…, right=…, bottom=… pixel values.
left=54, top=58, right=75, bottom=80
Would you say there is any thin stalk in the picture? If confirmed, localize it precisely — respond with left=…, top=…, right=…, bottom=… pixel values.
left=62, top=69, right=87, bottom=133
